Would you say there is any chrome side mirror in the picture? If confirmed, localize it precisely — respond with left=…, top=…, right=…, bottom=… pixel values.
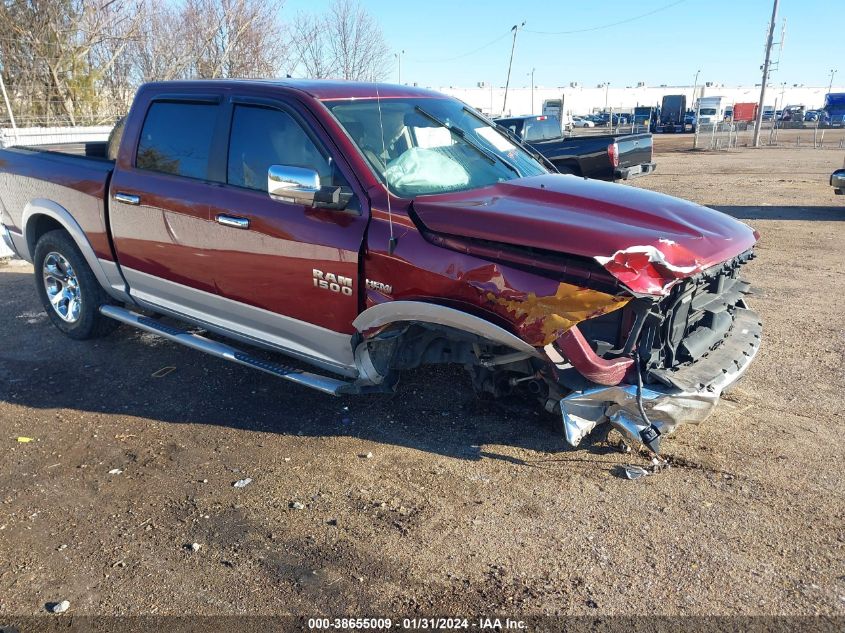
left=267, top=165, right=320, bottom=205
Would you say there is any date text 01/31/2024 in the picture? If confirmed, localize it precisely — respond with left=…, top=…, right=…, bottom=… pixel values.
left=307, top=617, right=527, bottom=630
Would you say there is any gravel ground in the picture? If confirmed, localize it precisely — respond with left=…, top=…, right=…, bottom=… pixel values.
left=0, top=146, right=843, bottom=622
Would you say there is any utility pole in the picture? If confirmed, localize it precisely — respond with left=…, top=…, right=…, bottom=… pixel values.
left=752, top=0, right=779, bottom=147
left=502, top=22, right=524, bottom=116
left=692, top=69, right=702, bottom=149
left=828, top=69, right=837, bottom=95
left=395, top=50, right=405, bottom=85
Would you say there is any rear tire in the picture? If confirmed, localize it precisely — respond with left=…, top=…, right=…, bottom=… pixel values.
left=33, top=229, right=119, bottom=340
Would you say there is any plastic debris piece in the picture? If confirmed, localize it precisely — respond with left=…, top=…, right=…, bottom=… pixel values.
left=290, top=501, right=305, bottom=510
left=151, top=366, right=176, bottom=378
left=233, top=478, right=252, bottom=488
left=651, top=457, right=670, bottom=473
left=621, top=465, right=650, bottom=480
left=191, top=542, right=201, bottom=552
left=16, top=436, right=33, bottom=443
left=108, top=468, right=123, bottom=475
left=50, top=600, right=70, bottom=614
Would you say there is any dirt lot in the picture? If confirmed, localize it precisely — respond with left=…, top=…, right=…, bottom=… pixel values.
left=1, top=146, right=843, bottom=623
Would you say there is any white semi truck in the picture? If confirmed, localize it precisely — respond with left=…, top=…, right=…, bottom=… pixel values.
left=696, top=96, right=726, bottom=125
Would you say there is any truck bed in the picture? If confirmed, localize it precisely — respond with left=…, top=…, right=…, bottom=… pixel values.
left=532, top=132, right=654, bottom=181
left=0, top=144, right=115, bottom=261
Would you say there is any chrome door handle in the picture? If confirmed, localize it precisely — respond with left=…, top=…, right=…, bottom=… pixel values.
left=114, top=192, right=140, bottom=205
left=215, top=214, right=250, bottom=229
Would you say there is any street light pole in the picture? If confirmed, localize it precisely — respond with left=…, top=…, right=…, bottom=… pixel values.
left=828, top=69, right=837, bottom=95
left=395, top=50, right=405, bottom=85
left=502, top=21, right=524, bottom=116
left=529, top=67, right=535, bottom=114
left=752, top=0, right=780, bottom=147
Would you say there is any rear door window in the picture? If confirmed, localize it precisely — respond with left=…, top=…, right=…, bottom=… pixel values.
left=136, top=102, right=218, bottom=179
left=523, top=117, right=561, bottom=142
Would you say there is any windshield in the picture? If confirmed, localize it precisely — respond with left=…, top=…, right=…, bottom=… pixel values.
left=699, top=108, right=717, bottom=116
left=325, top=97, right=547, bottom=197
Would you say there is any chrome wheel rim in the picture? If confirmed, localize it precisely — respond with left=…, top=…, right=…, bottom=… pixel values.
left=42, top=252, right=82, bottom=323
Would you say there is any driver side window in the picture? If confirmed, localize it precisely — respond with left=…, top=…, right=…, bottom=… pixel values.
left=227, top=104, right=337, bottom=191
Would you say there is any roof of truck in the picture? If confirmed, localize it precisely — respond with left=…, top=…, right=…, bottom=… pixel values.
left=140, top=79, right=445, bottom=101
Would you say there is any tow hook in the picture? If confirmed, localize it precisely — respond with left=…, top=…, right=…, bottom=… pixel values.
left=639, top=424, right=662, bottom=454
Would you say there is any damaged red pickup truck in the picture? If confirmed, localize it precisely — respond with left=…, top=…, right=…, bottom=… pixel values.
left=0, top=80, right=762, bottom=453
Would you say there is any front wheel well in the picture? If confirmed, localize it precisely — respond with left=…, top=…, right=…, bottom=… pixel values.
left=357, top=322, right=545, bottom=399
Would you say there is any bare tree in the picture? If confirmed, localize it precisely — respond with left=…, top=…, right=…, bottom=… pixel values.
left=288, top=0, right=389, bottom=82
left=289, top=11, right=336, bottom=79
left=0, top=0, right=391, bottom=129
left=325, top=0, right=389, bottom=82
left=0, top=0, right=142, bottom=126
left=183, top=0, right=287, bottom=79
left=128, top=0, right=195, bottom=84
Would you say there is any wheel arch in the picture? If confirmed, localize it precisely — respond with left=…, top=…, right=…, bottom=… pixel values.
left=22, top=199, right=127, bottom=301
left=352, top=300, right=542, bottom=358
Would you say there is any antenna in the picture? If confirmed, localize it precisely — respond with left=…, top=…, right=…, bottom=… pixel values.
left=375, top=88, right=398, bottom=255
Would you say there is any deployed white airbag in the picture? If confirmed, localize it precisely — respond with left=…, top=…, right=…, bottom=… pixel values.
left=384, top=147, right=469, bottom=192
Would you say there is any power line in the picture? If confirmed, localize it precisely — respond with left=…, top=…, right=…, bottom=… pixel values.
left=524, top=0, right=689, bottom=35
left=405, top=30, right=512, bottom=64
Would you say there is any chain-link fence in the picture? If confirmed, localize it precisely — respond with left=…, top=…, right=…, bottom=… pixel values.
left=686, top=120, right=845, bottom=150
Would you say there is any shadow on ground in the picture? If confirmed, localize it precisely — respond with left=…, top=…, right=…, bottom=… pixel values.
left=0, top=270, right=606, bottom=463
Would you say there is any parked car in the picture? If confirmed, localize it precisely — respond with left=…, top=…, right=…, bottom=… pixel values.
left=780, top=105, right=805, bottom=122
left=572, top=117, right=595, bottom=128
left=0, top=79, right=761, bottom=453
left=595, top=113, right=629, bottom=126
left=495, top=114, right=656, bottom=181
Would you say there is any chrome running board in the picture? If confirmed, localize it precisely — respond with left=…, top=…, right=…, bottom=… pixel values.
left=99, top=305, right=350, bottom=396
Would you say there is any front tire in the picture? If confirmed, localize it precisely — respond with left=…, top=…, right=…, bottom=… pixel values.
left=33, top=229, right=118, bottom=340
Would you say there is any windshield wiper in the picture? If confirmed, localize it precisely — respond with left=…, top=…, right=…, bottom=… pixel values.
left=462, top=106, right=556, bottom=173
left=414, top=106, right=521, bottom=178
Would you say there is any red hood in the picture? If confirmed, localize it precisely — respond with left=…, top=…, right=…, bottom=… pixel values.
left=412, top=174, right=759, bottom=295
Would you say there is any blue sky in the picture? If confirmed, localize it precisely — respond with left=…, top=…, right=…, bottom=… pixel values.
left=282, top=0, right=842, bottom=89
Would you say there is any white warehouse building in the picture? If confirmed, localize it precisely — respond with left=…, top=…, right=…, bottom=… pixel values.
left=437, top=83, right=845, bottom=118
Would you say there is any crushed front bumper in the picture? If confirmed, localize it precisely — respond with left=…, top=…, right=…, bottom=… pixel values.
left=560, top=307, right=762, bottom=452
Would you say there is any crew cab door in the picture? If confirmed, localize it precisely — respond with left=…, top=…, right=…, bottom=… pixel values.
left=201, top=96, right=369, bottom=372
left=109, top=94, right=226, bottom=299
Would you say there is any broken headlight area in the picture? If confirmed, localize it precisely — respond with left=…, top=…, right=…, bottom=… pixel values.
left=547, top=256, right=762, bottom=452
